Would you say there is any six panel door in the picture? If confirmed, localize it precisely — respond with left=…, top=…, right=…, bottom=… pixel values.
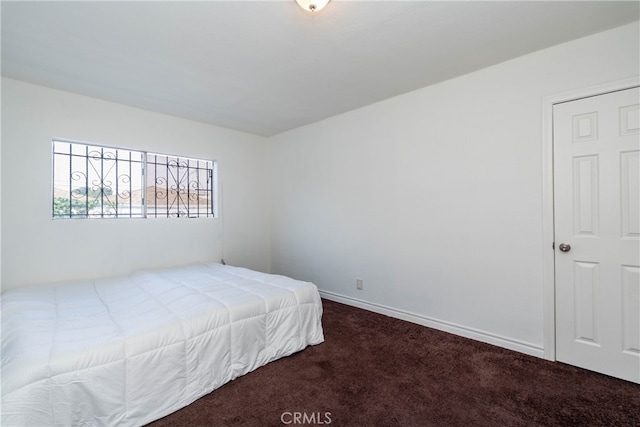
left=553, top=87, right=640, bottom=383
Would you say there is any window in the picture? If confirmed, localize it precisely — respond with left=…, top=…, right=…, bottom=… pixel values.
left=146, top=153, right=215, bottom=218
left=52, top=140, right=216, bottom=219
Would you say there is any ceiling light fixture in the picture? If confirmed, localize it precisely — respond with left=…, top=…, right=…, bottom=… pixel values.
left=295, top=0, right=329, bottom=13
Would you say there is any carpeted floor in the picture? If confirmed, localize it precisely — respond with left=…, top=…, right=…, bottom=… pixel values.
left=149, top=299, right=640, bottom=426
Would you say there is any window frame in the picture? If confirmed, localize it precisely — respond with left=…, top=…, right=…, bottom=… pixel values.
left=51, top=138, right=218, bottom=220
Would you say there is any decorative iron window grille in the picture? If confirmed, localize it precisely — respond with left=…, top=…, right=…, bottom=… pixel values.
left=146, top=153, right=215, bottom=218
left=52, top=140, right=216, bottom=219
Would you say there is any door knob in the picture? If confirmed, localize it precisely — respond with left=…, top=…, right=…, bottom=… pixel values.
left=559, top=243, right=571, bottom=252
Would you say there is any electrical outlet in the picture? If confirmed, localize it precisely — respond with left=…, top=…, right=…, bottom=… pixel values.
left=356, top=279, right=363, bottom=290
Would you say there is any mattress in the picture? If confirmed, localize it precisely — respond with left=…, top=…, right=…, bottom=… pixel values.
left=1, top=262, right=324, bottom=426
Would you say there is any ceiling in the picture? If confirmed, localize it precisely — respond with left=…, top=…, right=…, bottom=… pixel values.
left=2, top=1, right=638, bottom=137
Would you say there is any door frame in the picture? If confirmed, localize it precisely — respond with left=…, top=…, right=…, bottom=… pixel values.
left=541, top=76, right=640, bottom=361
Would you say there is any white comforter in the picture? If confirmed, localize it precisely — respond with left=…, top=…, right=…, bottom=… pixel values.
left=1, top=262, right=324, bottom=426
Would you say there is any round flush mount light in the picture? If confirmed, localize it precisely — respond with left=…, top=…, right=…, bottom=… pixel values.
left=295, top=0, right=330, bottom=13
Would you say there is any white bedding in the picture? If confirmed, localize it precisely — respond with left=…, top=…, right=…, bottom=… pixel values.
left=1, top=262, right=324, bottom=426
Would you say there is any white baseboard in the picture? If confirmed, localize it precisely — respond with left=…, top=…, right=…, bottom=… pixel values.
left=318, top=290, right=544, bottom=359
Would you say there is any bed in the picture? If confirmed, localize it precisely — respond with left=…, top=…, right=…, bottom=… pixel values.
left=1, top=262, right=324, bottom=426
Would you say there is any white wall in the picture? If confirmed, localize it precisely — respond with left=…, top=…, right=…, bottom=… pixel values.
left=1, top=78, right=270, bottom=290
left=268, top=22, right=640, bottom=356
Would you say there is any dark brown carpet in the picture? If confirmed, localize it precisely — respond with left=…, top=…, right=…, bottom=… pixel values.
left=149, top=299, right=640, bottom=427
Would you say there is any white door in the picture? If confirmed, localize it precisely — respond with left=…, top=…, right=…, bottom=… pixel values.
left=554, top=87, right=640, bottom=384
